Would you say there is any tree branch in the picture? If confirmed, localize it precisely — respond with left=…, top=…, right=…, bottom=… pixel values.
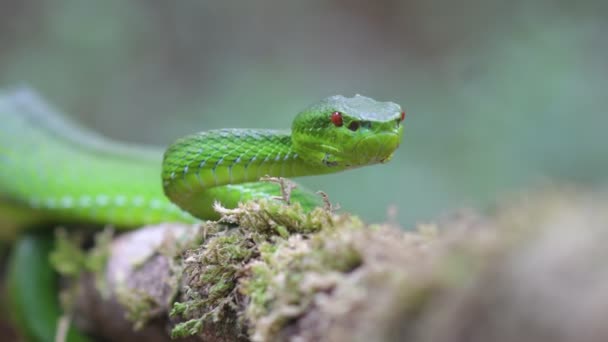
left=60, top=187, right=608, bottom=342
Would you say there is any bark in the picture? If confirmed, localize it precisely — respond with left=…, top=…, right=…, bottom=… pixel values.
left=68, top=188, right=608, bottom=342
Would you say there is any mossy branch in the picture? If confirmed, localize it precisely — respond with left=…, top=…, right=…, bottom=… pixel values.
left=58, top=186, right=608, bottom=342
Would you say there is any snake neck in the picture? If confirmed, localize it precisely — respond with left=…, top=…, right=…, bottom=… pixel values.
left=162, top=128, right=328, bottom=200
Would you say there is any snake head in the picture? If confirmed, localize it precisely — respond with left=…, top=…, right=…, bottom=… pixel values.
left=292, top=94, right=405, bottom=170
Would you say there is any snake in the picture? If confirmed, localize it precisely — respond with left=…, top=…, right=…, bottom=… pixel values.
left=0, top=88, right=404, bottom=340
left=0, top=88, right=405, bottom=230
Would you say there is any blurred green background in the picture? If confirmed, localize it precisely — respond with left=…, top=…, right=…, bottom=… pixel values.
left=1, top=0, right=606, bottom=227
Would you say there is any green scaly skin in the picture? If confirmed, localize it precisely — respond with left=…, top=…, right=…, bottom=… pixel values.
left=0, top=88, right=404, bottom=340
left=0, top=88, right=405, bottom=227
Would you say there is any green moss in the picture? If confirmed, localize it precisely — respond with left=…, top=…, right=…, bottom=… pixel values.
left=48, top=228, right=113, bottom=334
left=86, top=229, right=113, bottom=297
left=239, top=212, right=367, bottom=341
left=49, top=229, right=87, bottom=277
left=169, top=183, right=340, bottom=338
left=50, top=228, right=113, bottom=297
left=171, top=317, right=204, bottom=338
left=116, top=286, right=161, bottom=331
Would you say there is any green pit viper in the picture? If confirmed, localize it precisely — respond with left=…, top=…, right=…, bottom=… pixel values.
left=0, top=88, right=405, bottom=340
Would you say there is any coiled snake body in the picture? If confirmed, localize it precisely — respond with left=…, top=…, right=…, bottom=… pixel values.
left=0, top=88, right=404, bottom=230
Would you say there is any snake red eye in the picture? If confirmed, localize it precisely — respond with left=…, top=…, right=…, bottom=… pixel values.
left=400, top=111, right=406, bottom=122
left=331, top=111, right=343, bottom=127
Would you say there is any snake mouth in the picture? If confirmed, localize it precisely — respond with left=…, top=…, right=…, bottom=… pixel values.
left=352, top=132, right=401, bottom=166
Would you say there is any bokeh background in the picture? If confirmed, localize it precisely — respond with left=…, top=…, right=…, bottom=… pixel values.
left=1, top=0, right=606, bottom=227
